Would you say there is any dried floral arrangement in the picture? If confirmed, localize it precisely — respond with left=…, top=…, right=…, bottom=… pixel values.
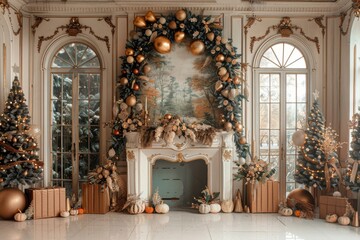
left=141, top=114, right=217, bottom=147
left=193, top=186, right=220, bottom=207
left=87, top=160, right=120, bottom=193
left=234, top=159, right=276, bottom=184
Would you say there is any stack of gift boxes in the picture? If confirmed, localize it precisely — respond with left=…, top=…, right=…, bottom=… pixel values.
left=246, top=180, right=280, bottom=213
left=319, top=195, right=357, bottom=219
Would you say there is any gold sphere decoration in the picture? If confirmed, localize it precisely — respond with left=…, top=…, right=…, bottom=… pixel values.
left=136, top=54, right=145, bottom=63
left=0, top=188, right=26, bottom=220
left=126, top=56, right=134, bottom=64
left=286, top=189, right=315, bottom=210
left=216, top=54, right=225, bottom=62
left=175, top=9, right=187, bottom=21
left=119, top=77, right=128, bottom=85
left=153, top=36, right=172, bottom=54
left=235, top=123, right=243, bottom=132
left=174, top=31, right=186, bottom=43
left=218, top=67, right=227, bottom=76
left=143, top=64, right=151, bottom=74
left=133, top=16, right=147, bottom=28
left=206, top=32, right=215, bottom=41
left=190, top=40, right=205, bottom=55
left=164, top=113, right=172, bottom=120
left=239, top=136, right=247, bottom=145
left=145, top=11, right=157, bottom=23
left=125, top=95, right=137, bottom=107
left=125, top=48, right=134, bottom=56
left=168, top=21, right=177, bottom=30
left=233, top=76, right=240, bottom=85
left=224, top=122, right=233, bottom=132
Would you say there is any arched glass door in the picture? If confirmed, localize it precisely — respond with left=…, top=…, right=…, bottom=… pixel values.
left=256, top=43, right=308, bottom=197
left=50, top=43, right=101, bottom=196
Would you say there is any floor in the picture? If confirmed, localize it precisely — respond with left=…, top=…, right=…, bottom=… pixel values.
left=1, top=211, right=360, bottom=240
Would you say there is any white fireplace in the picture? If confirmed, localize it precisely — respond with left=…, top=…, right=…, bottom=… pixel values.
left=125, top=131, right=235, bottom=202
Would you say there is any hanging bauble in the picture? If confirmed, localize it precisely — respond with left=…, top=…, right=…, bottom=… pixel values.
left=125, top=95, right=137, bottom=107
left=174, top=31, right=185, bottom=43
left=164, top=113, right=172, bottom=120
left=239, top=136, right=247, bottom=145
left=133, top=69, right=139, bottom=75
left=238, top=157, right=246, bottom=165
left=108, top=148, right=116, bottom=158
left=216, top=54, right=225, bottom=62
left=286, top=189, right=315, bottom=210
left=113, top=129, right=120, bottom=135
left=119, top=77, right=128, bottom=85
left=207, top=32, right=215, bottom=41
left=133, top=16, right=147, bottom=28
left=125, top=48, right=134, bottom=56
left=190, top=40, right=205, bottom=55
left=127, top=56, right=134, bottom=64
left=145, top=11, right=156, bottom=22
left=224, top=122, right=233, bottom=132
left=136, top=54, right=145, bottom=63
left=0, top=188, right=26, bottom=220
left=226, top=57, right=232, bottom=63
left=153, top=36, right=172, bottom=54
left=12, top=137, right=17, bottom=143
left=175, top=9, right=187, bottom=21
left=168, top=21, right=177, bottom=30
left=215, top=81, right=223, bottom=91
left=235, top=123, right=243, bottom=132
left=218, top=67, right=227, bottom=76
left=292, top=130, right=306, bottom=146
left=159, top=17, right=166, bottom=24
left=143, top=64, right=151, bottom=74
left=145, top=29, right=152, bottom=37
left=132, top=84, right=140, bottom=91
left=221, top=89, right=229, bottom=98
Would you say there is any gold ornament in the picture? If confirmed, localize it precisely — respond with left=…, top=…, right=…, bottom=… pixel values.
left=215, top=81, right=223, bottom=91
left=286, top=189, right=315, bottom=210
left=175, top=9, right=187, bottom=21
left=174, top=31, right=185, bottom=43
left=233, top=76, right=240, bottom=85
left=207, top=32, right=215, bottom=41
left=119, top=77, right=129, bottom=85
left=153, top=36, right=171, bottom=54
left=145, top=11, right=156, bottom=23
left=23, top=170, right=28, bottom=176
left=218, top=67, right=227, bottom=76
left=168, top=21, right=177, bottom=30
left=190, top=40, right=205, bottom=55
left=127, top=56, right=134, bottom=64
left=0, top=188, right=26, bottom=220
left=164, top=113, right=172, bottom=120
left=133, top=16, right=147, bottom=28
left=216, top=54, right=225, bottom=62
left=221, top=73, right=229, bottom=81
left=125, top=48, right=134, bottom=56
left=226, top=57, right=232, bottom=63
left=125, top=95, right=137, bottom=107
left=143, top=64, right=151, bottom=74
left=145, top=29, right=152, bottom=37
left=239, top=136, right=247, bottom=145
left=221, top=89, right=229, bottom=98
left=235, top=123, right=243, bottom=132
left=136, top=54, right=145, bottom=63
left=224, top=122, right=233, bottom=132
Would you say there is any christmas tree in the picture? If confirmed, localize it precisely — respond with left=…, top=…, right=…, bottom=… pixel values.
left=0, top=77, right=43, bottom=187
left=294, top=91, right=340, bottom=190
left=344, top=109, right=360, bottom=191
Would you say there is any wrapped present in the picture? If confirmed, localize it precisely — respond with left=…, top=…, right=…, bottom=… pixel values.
left=25, top=187, right=66, bottom=219
left=319, top=196, right=352, bottom=219
left=82, top=183, right=110, bottom=214
left=246, top=180, right=280, bottom=213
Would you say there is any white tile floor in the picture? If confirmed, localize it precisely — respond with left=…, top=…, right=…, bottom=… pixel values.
left=1, top=211, right=360, bottom=240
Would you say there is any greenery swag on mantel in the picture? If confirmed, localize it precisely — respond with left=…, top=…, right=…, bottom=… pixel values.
left=109, top=9, right=250, bottom=161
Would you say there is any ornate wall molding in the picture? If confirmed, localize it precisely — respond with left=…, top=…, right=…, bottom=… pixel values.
left=31, top=16, right=49, bottom=35
left=37, top=17, right=110, bottom=53
left=98, top=16, right=115, bottom=35
left=249, top=17, right=320, bottom=54
left=308, top=15, right=326, bottom=37
left=244, top=15, right=262, bottom=35
left=1, top=0, right=22, bottom=36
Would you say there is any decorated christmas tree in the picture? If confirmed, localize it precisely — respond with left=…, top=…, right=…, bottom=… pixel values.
left=344, top=109, right=360, bottom=191
left=0, top=77, right=43, bottom=187
left=294, top=91, right=341, bottom=190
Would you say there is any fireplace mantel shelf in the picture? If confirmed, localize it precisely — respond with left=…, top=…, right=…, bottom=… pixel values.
left=125, top=131, right=235, bottom=201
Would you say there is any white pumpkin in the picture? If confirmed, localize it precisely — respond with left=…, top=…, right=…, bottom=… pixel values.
left=325, top=214, right=338, bottom=223
left=70, top=209, right=78, bottom=216
left=155, top=202, right=169, bottom=214
left=14, top=210, right=26, bottom=222
left=60, top=211, right=70, bottom=218
left=338, top=216, right=350, bottom=225
left=279, top=207, right=293, bottom=216
left=210, top=203, right=221, bottom=213
left=128, top=200, right=145, bottom=214
left=221, top=200, right=234, bottom=213
left=333, top=191, right=341, bottom=197
left=199, top=204, right=211, bottom=214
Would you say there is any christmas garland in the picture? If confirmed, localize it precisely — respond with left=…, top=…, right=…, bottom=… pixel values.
left=111, top=9, right=250, bottom=160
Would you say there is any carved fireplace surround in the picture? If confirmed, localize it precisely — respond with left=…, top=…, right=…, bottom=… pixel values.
left=125, top=131, right=235, bottom=202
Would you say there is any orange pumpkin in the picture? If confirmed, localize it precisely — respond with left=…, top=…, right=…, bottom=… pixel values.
left=78, top=208, right=84, bottom=214
left=145, top=206, right=154, bottom=214
left=294, top=210, right=301, bottom=217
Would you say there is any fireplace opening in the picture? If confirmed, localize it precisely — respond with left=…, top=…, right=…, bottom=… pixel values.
left=152, top=159, right=207, bottom=208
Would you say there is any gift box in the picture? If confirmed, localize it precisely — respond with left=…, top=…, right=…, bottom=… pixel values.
left=246, top=180, right=280, bottom=213
left=319, top=196, right=351, bottom=219
left=82, top=183, right=110, bottom=214
left=25, top=187, right=66, bottom=219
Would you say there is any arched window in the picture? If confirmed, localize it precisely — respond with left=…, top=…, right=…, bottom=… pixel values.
left=50, top=43, right=101, bottom=196
left=255, top=42, right=308, bottom=197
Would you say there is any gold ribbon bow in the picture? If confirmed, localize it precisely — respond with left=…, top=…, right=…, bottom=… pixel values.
left=350, top=159, right=360, bottom=183
left=325, top=157, right=342, bottom=191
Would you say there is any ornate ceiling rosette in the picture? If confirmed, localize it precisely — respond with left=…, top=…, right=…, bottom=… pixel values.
left=110, top=9, right=249, bottom=160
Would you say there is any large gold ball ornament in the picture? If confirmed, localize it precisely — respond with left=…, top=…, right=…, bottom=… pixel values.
left=218, top=67, right=227, bottom=76
left=125, top=48, right=134, bottom=56
left=153, top=36, right=172, bottom=54
left=190, top=40, right=205, bottom=55
left=235, top=123, right=243, bottom=132
left=239, top=136, right=247, bottom=145
left=168, top=21, right=177, bottom=30
left=125, top=95, right=137, bottom=107
left=127, top=56, right=134, bottom=64
left=145, top=11, right=157, bottom=23
left=206, top=32, right=215, bottom=41
left=133, top=16, right=147, bottom=28
left=216, top=54, right=225, bottom=62
left=143, top=64, right=151, bottom=74
left=224, top=122, right=233, bottom=132
left=286, top=189, right=315, bottom=210
left=136, top=54, right=145, bottom=63
left=132, top=83, right=140, bottom=91
left=175, top=9, right=187, bottom=21
left=119, top=77, right=128, bottom=85
left=0, top=188, right=26, bottom=220
left=174, top=31, right=186, bottom=43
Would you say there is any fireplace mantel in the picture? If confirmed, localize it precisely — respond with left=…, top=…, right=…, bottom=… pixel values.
left=125, top=131, right=235, bottom=202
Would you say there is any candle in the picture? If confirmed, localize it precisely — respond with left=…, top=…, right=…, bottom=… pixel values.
left=145, top=96, right=148, bottom=113
left=66, top=198, right=70, bottom=211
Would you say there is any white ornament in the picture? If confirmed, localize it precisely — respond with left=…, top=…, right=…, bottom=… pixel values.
left=159, top=17, right=166, bottom=24
left=333, top=191, right=341, bottom=197
left=292, top=130, right=306, bottom=146
left=238, top=157, right=246, bottom=166
left=309, top=176, right=313, bottom=180
left=145, top=29, right=152, bottom=37
left=108, top=148, right=116, bottom=158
